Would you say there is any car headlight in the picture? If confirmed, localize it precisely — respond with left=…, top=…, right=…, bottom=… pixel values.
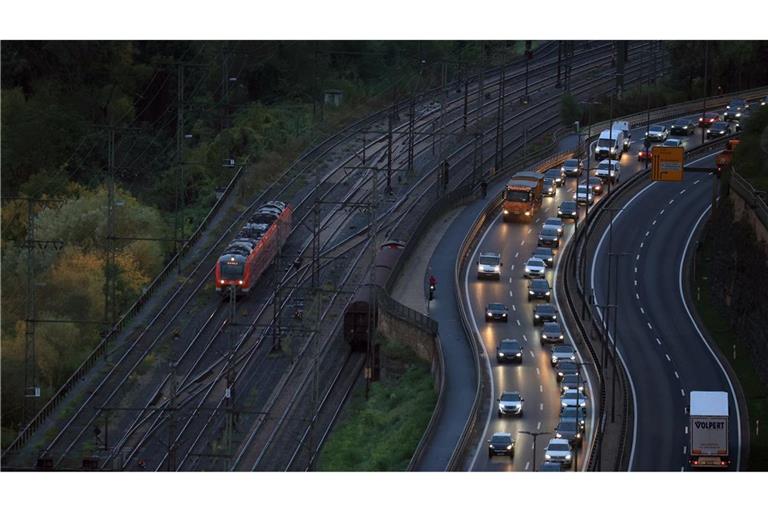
left=736, top=113, right=741, bottom=117
left=524, top=211, right=531, bottom=216
left=498, top=352, right=504, bottom=357
left=706, top=129, right=711, bottom=133
left=507, top=445, right=513, bottom=450
left=502, top=313, right=507, bottom=317
left=238, top=280, right=244, bottom=285
left=566, top=454, right=572, bottom=460
left=503, top=209, right=509, bottom=214
left=556, top=432, right=562, bottom=438
left=557, top=210, right=562, bottom=214
left=529, top=290, right=534, bottom=295
left=576, top=433, right=581, bottom=438
left=545, top=454, right=551, bottom=460
left=560, top=335, right=564, bottom=339
left=562, top=401, right=568, bottom=407
left=493, top=265, right=500, bottom=272
left=552, top=356, right=558, bottom=363
left=534, top=314, right=540, bottom=318
left=545, top=291, right=551, bottom=295
left=487, top=312, right=492, bottom=317
left=644, top=131, right=649, bottom=136
left=220, top=280, right=225, bottom=285
left=516, top=352, right=522, bottom=357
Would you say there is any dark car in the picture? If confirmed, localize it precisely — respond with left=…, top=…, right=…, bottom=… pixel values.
left=638, top=146, right=653, bottom=161
left=735, top=111, right=752, bottom=132
left=561, top=159, right=583, bottom=177
left=669, top=118, right=695, bottom=135
left=560, top=407, right=586, bottom=432
left=555, top=417, right=584, bottom=448
left=485, top=302, right=509, bottom=322
left=560, top=374, right=586, bottom=395
left=544, top=168, right=565, bottom=187
left=528, top=278, right=551, bottom=302
left=538, top=226, right=560, bottom=248
left=556, top=360, right=581, bottom=382
left=551, top=344, right=576, bottom=366
left=543, top=217, right=564, bottom=236
left=496, top=338, right=523, bottom=363
left=488, top=432, right=515, bottom=458
left=532, top=247, right=555, bottom=268
left=542, top=177, right=557, bottom=197
left=541, top=321, right=564, bottom=344
left=588, top=177, right=604, bottom=195
left=557, top=201, right=578, bottom=220
left=706, top=121, right=731, bottom=139
left=698, top=111, right=720, bottom=127
left=724, top=98, right=749, bottom=121
left=534, top=303, right=558, bottom=325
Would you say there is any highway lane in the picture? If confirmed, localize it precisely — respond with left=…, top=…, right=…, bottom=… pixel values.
left=589, top=126, right=742, bottom=469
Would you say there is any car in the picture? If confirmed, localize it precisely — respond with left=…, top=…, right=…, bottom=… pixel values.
left=544, top=168, right=565, bottom=187
left=524, top=257, right=547, bottom=278
left=560, top=406, right=586, bottom=432
left=561, top=158, right=583, bottom=177
left=707, top=121, right=731, bottom=139
left=539, top=462, right=562, bottom=471
left=541, top=321, right=564, bottom=344
left=761, top=96, right=767, bottom=107
left=588, top=177, right=604, bottom=195
left=488, top=432, right=515, bottom=457
left=555, top=417, right=584, bottom=448
left=542, top=177, right=557, bottom=197
left=557, top=200, right=578, bottom=220
left=723, top=98, right=749, bottom=121
left=662, top=138, right=684, bottom=148
left=560, top=374, right=586, bottom=395
left=496, top=338, right=524, bottom=363
left=544, top=438, right=573, bottom=467
left=637, top=146, right=653, bottom=161
left=611, top=120, right=632, bottom=150
left=574, top=184, right=594, bottom=205
left=538, top=226, right=560, bottom=248
left=735, top=111, right=752, bottom=132
left=698, top=111, right=720, bottom=127
left=669, top=118, right=695, bottom=135
left=534, top=303, right=558, bottom=325
left=561, top=389, right=588, bottom=410
left=532, top=247, right=554, bottom=268
left=543, top=217, right=564, bottom=236
left=485, top=303, right=509, bottom=322
left=497, top=391, right=524, bottom=417
left=555, top=360, right=580, bottom=381
left=477, top=251, right=502, bottom=280
left=644, top=124, right=669, bottom=142
left=595, top=159, right=620, bottom=184
left=528, top=278, right=551, bottom=302
left=551, top=344, right=576, bottom=365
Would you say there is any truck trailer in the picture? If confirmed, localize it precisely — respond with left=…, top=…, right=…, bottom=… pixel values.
left=689, top=391, right=730, bottom=469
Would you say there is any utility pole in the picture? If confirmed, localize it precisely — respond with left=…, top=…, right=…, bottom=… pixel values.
left=175, top=64, right=185, bottom=273
left=556, top=41, right=562, bottom=88
left=387, top=107, right=394, bottom=195
left=518, top=430, right=551, bottom=472
left=495, top=67, right=506, bottom=173
left=224, top=285, right=237, bottom=467
left=463, top=79, right=469, bottom=132
left=701, top=41, right=709, bottom=145
left=23, top=199, right=38, bottom=423
left=407, top=96, right=415, bottom=186
left=105, top=127, right=117, bottom=329
left=167, top=359, right=178, bottom=471
left=364, top=164, right=380, bottom=400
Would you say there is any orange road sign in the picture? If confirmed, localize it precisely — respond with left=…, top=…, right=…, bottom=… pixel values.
left=651, top=146, right=684, bottom=182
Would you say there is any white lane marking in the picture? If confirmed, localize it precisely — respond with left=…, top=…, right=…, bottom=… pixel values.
left=674, top=371, right=680, bottom=379
left=516, top=319, right=521, bottom=326
left=512, top=304, right=516, bottom=311
left=537, top=421, right=541, bottom=430
left=515, top=252, right=519, bottom=258
left=636, top=293, right=640, bottom=300
left=590, top=179, right=658, bottom=471
left=511, top=264, right=515, bottom=271
left=680, top=203, right=742, bottom=470
left=640, top=242, right=644, bottom=248
left=660, top=209, right=665, bottom=215
left=669, top=199, right=675, bottom=205
left=681, top=389, right=685, bottom=397
left=683, top=446, right=687, bottom=454
left=536, top=367, right=540, bottom=375
left=656, top=338, right=662, bottom=345
left=530, top=350, right=535, bottom=358
left=540, top=403, right=544, bottom=411
left=680, top=189, right=687, bottom=195
left=647, top=322, right=653, bottom=330
left=525, top=461, right=531, bottom=471
left=665, top=353, right=671, bottom=362
left=634, top=266, right=638, bottom=273
left=645, top=231, right=650, bottom=237
left=640, top=307, right=645, bottom=315
left=685, top=426, right=689, bottom=434
left=694, top=179, right=701, bottom=185
left=634, top=280, right=638, bottom=286
left=636, top=254, right=640, bottom=261
left=523, top=334, right=528, bottom=342
left=509, top=290, right=513, bottom=297
left=539, top=385, right=543, bottom=392
left=521, top=240, right=525, bottom=246
left=652, top=219, right=657, bottom=225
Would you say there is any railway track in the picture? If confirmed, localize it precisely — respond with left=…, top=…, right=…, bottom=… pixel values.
left=4, top=41, right=651, bottom=470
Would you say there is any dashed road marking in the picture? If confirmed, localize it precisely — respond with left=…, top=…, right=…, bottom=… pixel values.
left=636, top=254, right=640, bottom=261
left=528, top=228, right=533, bottom=234
left=511, top=264, right=515, bottom=271
left=634, top=267, right=638, bottom=273
left=515, top=252, right=519, bottom=258
left=683, top=446, right=687, bottom=454
left=536, top=367, right=540, bottom=376
left=540, top=403, right=544, bottom=411
left=647, top=322, right=653, bottom=330
left=680, top=189, right=687, bottom=195
left=694, top=179, right=700, bottom=185
left=537, top=421, right=541, bottom=430
left=675, top=371, right=680, bottom=379
left=512, top=304, right=516, bottom=311
left=509, top=291, right=513, bottom=297
left=509, top=277, right=513, bottom=283
left=539, top=385, right=543, bottom=392
left=685, top=426, right=689, bottom=434
left=640, top=307, right=645, bottom=314
left=634, top=280, right=638, bottom=286
left=516, top=319, right=521, bottom=326
left=665, top=353, right=671, bottom=362
left=530, top=350, right=535, bottom=358
left=652, top=220, right=657, bottom=225
left=525, top=461, right=531, bottom=471
left=523, top=334, right=528, bottom=342
left=681, top=388, right=686, bottom=397
left=660, top=209, right=666, bottom=215
left=645, top=231, right=650, bottom=237
left=669, top=199, right=675, bottom=205
left=656, top=337, right=662, bottom=345
left=521, top=240, right=525, bottom=246
left=640, top=242, right=644, bottom=248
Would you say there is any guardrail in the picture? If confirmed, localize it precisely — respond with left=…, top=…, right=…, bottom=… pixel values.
left=730, top=168, right=768, bottom=229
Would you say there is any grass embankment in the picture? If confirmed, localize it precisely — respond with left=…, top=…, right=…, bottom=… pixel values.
left=693, top=243, right=768, bottom=470
left=316, top=337, right=436, bottom=471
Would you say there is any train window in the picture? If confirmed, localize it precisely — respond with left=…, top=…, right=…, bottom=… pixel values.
left=221, top=261, right=244, bottom=279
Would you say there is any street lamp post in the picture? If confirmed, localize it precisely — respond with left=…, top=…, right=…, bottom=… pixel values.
left=518, top=430, right=551, bottom=471
left=568, top=360, right=595, bottom=471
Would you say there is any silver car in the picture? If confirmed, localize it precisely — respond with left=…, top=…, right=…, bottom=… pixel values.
left=561, top=390, right=588, bottom=411
left=645, top=124, right=669, bottom=142
left=544, top=438, right=573, bottom=467
left=524, top=257, right=546, bottom=278
left=543, top=217, right=564, bottom=236
left=551, top=345, right=576, bottom=366
left=497, top=391, right=524, bottom=417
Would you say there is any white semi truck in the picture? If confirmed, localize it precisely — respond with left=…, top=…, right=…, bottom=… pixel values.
left=689, top=391, right=730, bottom=469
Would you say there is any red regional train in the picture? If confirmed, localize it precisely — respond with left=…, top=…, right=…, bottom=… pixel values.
left=215, top=200, right=292, bottom=296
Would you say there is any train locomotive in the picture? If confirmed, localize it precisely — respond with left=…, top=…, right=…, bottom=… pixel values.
left=215, top=200, right=292, bottom=296
left=343, top=240, right=405, bottom=351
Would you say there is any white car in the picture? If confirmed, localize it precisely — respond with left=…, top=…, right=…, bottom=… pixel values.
left=544, top=438, right=573, bottom=467
left=662, top=138, right=684, bottom=148
left=645, top=124, right=669, bottom=142
left=497, top=391, right=524, bottom=417
left=574, top=184, right=594, bottom=205
left=561, top=390, right=588, bottom=411
left=594, top=159, right=621, bottom=184
left=524, top=257, right=546, bottom=278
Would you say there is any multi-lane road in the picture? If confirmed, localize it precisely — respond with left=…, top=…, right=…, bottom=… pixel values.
left=462, top=111, right=743, bottom=471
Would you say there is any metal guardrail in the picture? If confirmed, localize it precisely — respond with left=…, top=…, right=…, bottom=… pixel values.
left=730, top=168, right=768, bottom=229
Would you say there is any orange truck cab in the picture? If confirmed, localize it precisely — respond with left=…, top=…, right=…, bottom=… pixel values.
left=503, top=171, right=543, bottom=222
left=715, top=138, right=740, bottom=174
